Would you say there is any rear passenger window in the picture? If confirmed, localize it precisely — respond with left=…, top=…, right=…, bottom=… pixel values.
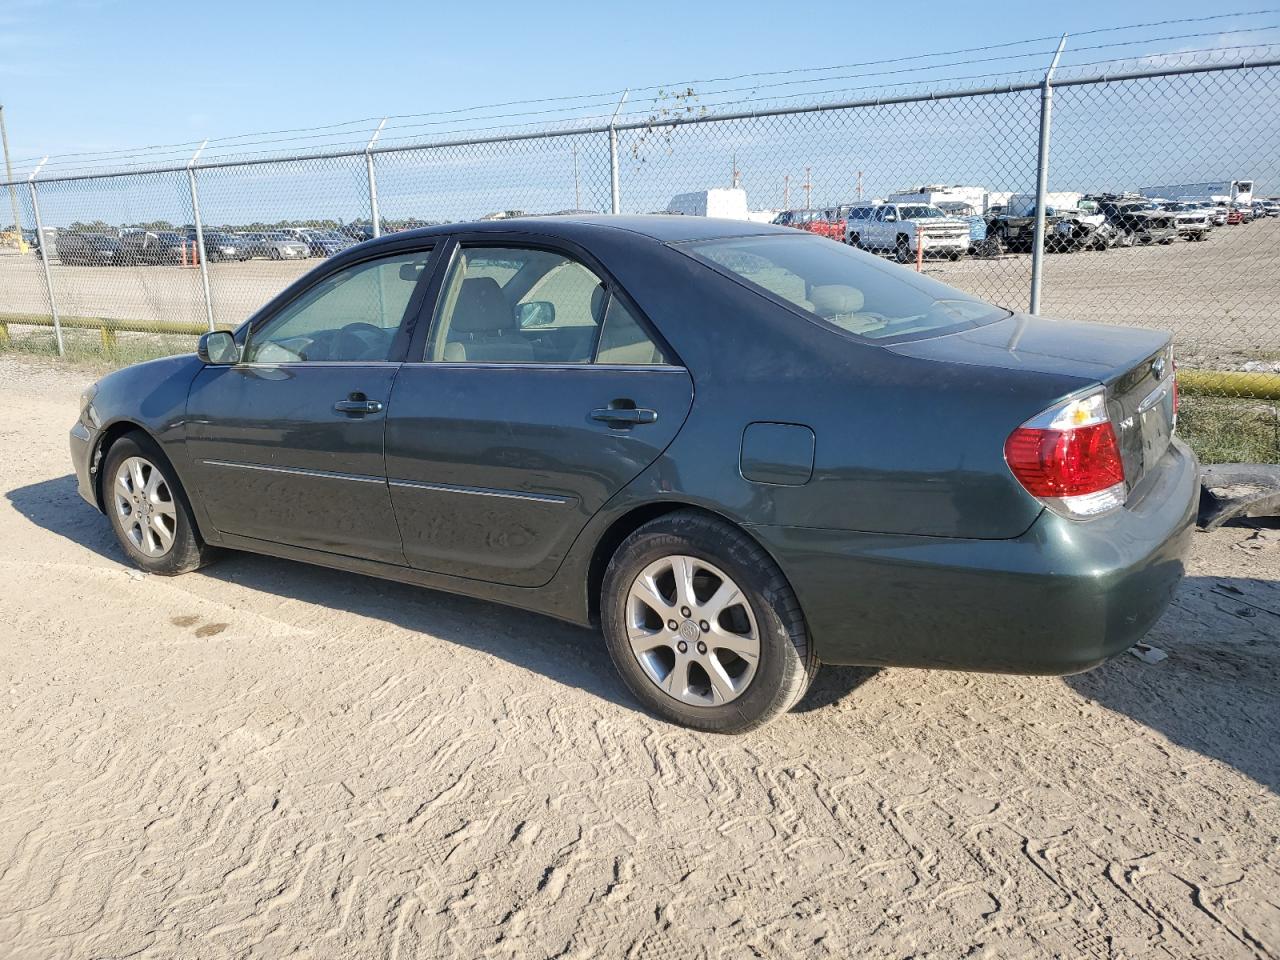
left=427, top=245, right=668, bottom=366
left=596, top=296, right=667, bottom=365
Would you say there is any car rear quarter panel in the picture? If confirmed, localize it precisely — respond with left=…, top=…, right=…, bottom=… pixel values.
left=583, top=232, right=1084, bottom=541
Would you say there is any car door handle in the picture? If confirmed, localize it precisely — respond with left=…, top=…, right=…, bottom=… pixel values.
left=334, top=399, right=384, bottom=414
left=591, top=406, right=657, bottom=425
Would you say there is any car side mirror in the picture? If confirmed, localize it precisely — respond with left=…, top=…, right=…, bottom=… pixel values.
left=197, top=330, right=239, bottom=364
left=883, top=213, right=896, bottom=222
left=516, top=301, right=555, bottom=328
left=398, top=262, right=426, bottom=281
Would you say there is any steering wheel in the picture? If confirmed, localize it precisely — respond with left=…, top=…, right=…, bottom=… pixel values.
left=331, top=322, right=389, bottom=361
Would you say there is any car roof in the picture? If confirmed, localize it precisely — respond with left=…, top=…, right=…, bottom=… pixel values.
left=356, top=214, right=794, bottom=247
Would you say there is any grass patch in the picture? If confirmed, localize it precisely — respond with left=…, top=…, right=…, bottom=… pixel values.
left=1, top=328, right=197, bottom=373
left=1178, top=395, right=1280, bottom=464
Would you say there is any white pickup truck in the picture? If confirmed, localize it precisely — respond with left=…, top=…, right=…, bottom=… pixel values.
left=843, top=202, right=969, bottom=262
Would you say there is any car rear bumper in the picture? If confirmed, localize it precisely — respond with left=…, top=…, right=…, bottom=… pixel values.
left=69, top=421, right=98, bottom=508
left=751, top=438, right=1199, bottom=675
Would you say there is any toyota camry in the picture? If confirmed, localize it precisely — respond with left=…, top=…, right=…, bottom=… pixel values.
left=70, top=216, right=1197, bottom=732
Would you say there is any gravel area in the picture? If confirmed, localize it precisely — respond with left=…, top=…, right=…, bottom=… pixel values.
left=0, top=355, right=1277, bottom=959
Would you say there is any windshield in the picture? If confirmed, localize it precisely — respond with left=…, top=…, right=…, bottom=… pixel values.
left=898, top=205, right=944, bottom=219
left=685, top=233, right=1009, bottom=342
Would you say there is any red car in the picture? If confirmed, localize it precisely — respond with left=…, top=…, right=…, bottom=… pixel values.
left=1227, top=207, right=1245, bottom=225
left=772, top=207, right=847, bottom=241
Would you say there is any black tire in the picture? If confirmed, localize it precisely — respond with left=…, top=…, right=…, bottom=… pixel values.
left=848, top=232, right=861, bottom=249
left=101, top=432, right=215, bottom=576
left=894, top=236, right=912, bottom=263
left=601, top=511, right=818, bottom=734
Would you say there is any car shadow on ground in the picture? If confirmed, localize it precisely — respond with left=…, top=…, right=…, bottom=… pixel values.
left=9, top=477, right=1279, bottom=764
left=1066, top=562, right=1280, bottom=793
left=10, top=474, right=874, bottom=721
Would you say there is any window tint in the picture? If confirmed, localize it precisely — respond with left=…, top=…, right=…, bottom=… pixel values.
left=596, top=296, right=668, bottom=365
left=687, top=233, right=1008, bottom=341
left=429, top=247, right=605, bottom=364
left=245, top=250, right=431, bottom=362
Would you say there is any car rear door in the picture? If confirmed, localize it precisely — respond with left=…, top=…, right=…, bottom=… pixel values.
left=383, top=237, right=693, bottom=587
left=184, top=244, right=440, bottom=564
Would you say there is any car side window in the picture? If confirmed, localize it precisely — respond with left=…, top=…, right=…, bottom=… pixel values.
left=428, top=247, right=596, bottom=364
left=595, top=295, right=668, bottom=365
left=244, top=250, right=432, bottom=363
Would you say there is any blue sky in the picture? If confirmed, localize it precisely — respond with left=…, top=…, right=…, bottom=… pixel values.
left=3, top=1, right=1277, bottom=227
left=2, top=0, right=1276, bottom=166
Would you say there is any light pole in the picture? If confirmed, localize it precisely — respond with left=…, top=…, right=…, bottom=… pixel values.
left=0, top=105, right=22, bottom=239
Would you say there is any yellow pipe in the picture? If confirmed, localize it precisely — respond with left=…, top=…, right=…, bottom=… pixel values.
left=1179, top=369, right=1280, bottom=401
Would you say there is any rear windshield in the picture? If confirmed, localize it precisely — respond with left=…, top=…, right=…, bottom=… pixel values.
left=683, top=233, right=1009, bottom=341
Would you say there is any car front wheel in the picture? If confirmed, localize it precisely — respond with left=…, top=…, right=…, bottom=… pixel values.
left=601, top=511, right=817, bottom=733
left=103, top=433, right=214, bottom=576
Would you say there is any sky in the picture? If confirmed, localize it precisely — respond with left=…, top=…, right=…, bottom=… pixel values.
left=2, top=0, right=1276, bottom=165
left=1, top=1, right=1277, bottom=226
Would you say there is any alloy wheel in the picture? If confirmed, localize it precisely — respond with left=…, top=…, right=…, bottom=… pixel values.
left=112, top=456, right=177, bottom=557
left=624, top=555, right=760, bottom=707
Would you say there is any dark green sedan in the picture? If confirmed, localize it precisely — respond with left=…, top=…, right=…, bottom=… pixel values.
left=69, top=216, right=1197, bottom=732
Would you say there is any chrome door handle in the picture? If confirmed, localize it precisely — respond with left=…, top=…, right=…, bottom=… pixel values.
left=334, top=399, right=384, bottom=414
left=591, top=407, right=657, bottom=425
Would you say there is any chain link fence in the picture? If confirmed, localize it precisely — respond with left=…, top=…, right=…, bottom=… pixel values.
left=2, top=56, right=1278, bottom=458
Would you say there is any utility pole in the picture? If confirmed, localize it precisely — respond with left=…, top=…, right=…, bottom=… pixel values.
left=856, top=170, right=863, bottom=200
left=0, top=105, right=21, bottom=238
left=783, top=174, right=790, bottom=209
left=731, top=152, right=740, bottom=189
left=803, top=166, right=812, bottom=210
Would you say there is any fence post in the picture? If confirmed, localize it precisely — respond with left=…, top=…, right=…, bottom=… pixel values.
left=1029, top=34, right=1067, bottom=316
left=27, top=157, right=62, bottom=356
left=609, top=90, right=628, bottom=215
left=187, top=140, right=215, bottom=332
left=367, top=118, right=387, bottom=238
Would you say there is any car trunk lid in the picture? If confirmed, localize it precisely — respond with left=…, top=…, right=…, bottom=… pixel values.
left=889, top=313, right=1175, bottom=492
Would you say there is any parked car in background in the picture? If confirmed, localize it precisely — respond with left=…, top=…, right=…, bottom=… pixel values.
left=1227, top=206, right=1247, bottom=225
left=846, top=202, right=969, bottom=262
left=935, top=201, right=988, bottom=251
left=301, top=229, right=358, bottom=257
left=120, top=230, right=192, bottom=265
left=1093, top=198, right=1179, bottom=245
left=244, top=232, right=311, bottom=260
left=1160, top=203, right=1211, bottom=241
left=188, top=231, right=252, bottom=262
left=772, top=209, right=821, bottom=230
left=54, top=231, right=123, bottom=266
left=69, top=215, right=1196, bottom=733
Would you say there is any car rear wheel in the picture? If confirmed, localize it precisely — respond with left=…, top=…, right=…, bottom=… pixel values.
left=894, top=236, right=912, bottom=263
left=601, top=511, right=817, bottom=733
left=103, top=433, right=214, bottom=576
left=848, top=232, right=861, bottom=249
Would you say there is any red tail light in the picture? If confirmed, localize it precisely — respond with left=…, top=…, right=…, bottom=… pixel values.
left=1005, top=390, right=1126, bottom=518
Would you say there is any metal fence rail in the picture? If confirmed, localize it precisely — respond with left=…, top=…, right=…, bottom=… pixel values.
left=2, top=55, right=1279, bottom=418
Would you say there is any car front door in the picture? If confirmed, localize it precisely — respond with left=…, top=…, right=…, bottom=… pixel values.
left=383, top=238, right=694, bottom=587
left=185, top=245, right=439, bottom=564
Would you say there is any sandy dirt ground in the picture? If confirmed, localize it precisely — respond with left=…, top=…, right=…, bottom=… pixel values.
left=3, top=219, right=1280, bottom=363
left=0, top=355, right=1277, bottom=959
